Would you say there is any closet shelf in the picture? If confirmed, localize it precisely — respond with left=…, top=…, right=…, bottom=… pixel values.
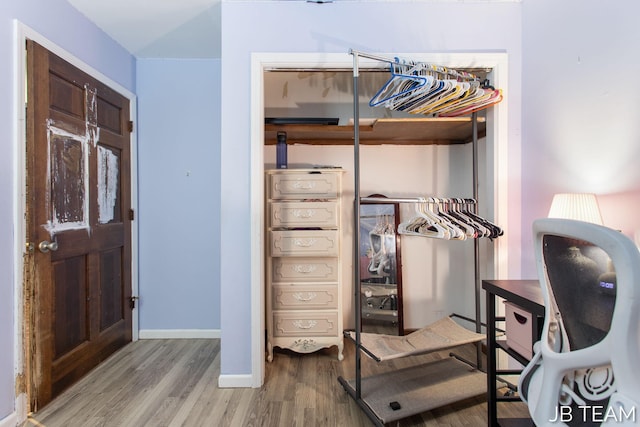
left=264, top=117, right=486, bottom=146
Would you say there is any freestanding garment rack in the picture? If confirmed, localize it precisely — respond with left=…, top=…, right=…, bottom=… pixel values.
left=338, top=49, right=490, bottom=426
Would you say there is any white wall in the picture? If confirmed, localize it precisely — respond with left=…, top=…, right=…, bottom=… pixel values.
left=1, top=0, right=135, bottom=422
left=520, top=0, right=640, bottom=277
left=220, top=0, right=522, bottom=379
left=136, top=59, right=221, bottom=336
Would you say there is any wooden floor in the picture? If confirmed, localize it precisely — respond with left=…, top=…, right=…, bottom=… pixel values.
left=28, top=339, right=530, bottom=426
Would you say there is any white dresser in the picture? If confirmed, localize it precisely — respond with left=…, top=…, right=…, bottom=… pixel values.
left=265, top=169, right=344, bottom=362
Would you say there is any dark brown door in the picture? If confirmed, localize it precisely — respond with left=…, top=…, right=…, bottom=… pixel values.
left=25, top=40, right=133, bottom=409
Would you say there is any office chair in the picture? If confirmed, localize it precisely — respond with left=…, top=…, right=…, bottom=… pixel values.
left=519, top=218, right=640, bottom=426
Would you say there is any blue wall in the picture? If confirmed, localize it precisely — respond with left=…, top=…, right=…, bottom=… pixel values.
left=219, top=0, right=523, bottom=377
left=136, top=58, right=221, bottom=332
left=0, top=0, right=135, bottom=421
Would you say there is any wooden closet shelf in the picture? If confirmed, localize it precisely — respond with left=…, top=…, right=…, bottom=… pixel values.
left=264, top=117, right=486, bottom=146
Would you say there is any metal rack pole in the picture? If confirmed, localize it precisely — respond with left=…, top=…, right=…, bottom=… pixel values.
left=344, top=51, right=487, bottom=423
left=352, top=50, right=362, bottom=400
left=472, top=111, right=483, bottom=369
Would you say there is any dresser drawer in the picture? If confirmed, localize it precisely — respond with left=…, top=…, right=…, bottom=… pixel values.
left=272, top=285, right=339, bottom=310
left=270, top=172, right=339, bottom=199
left=270, top=230, right=339, bottom=257
left=273, top=312, right=339, bottom=337
left=270, top=201, right=339, bottom=228
left=272, top=257, right=338, bottom=283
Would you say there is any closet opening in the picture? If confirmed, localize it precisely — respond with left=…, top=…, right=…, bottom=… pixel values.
left=251, top=52, right=509, bottom=387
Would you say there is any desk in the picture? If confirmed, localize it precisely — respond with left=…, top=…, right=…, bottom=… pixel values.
left=483, top=280, right=544, bottom=427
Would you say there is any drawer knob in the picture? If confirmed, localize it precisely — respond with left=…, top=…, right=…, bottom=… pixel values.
left=292, top=181, right=316, bottom=190
left=292, top=320, right=317, bottom=329
left=292, top=209, right=315, bottom=218
left=292, top=292, right=317, bottom=302
left=292, top=264, right=317, bottom=274
left=293, top=238, right=317, bottom=247
left=274, top=209, right=316, bottom=220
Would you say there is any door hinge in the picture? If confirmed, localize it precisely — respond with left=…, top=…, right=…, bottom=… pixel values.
left=128, top=121, right=134, bottom=132
left=130, top=296, right=139, bottom=310
left=129, top=209, right=135, bottom=221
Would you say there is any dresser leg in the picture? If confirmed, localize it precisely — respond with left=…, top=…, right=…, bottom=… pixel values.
left=267, top=342, right=273, bottom=362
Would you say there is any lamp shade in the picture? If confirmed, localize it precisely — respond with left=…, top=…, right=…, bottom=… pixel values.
left=548, top=193, right=603, bottom=225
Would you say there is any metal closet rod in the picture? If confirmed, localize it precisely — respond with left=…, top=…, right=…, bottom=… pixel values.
left=263, top=66, right=389, bottom=72
left=361, top=196, right=478, bottom=204
left=349, top=49, right=481, bottom=81
left=349, top=49, right=401, bottom=65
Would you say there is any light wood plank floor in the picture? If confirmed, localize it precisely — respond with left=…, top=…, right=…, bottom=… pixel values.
left=27, top=339, right=529, bottom=426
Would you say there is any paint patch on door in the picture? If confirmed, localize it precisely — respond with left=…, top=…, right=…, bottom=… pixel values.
left=46, top=123, right=89, bottom=233
left=97, top=145, right=119, bottom=224
left=85, top=85, right=100, bottom=147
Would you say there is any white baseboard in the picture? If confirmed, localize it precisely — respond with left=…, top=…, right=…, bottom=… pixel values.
left=0, top=392, right=25, bottom=427
left=218, top=374, right=255, bottom=388
left=138, top=329, right=220, bottom=339
left=0, top=411, right=18, bottom=427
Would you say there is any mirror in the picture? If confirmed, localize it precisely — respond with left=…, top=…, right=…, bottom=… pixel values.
left=359, top=195, right=403, bottom=335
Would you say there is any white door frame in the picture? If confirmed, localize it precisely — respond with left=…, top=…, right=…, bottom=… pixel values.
left=11, top=20, right=139, bottom=423
left=249, top=52, right=510, bottom=386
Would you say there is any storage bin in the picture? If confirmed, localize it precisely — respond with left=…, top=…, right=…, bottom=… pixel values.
left=505, top=301, right=535, bottom=359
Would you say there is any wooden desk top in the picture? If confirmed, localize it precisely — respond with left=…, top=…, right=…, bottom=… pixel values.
left=482, top=279, right=545, bottom=317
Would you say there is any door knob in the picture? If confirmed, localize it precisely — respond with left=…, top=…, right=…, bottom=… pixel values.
left=38, top=240, right=58, bottom=253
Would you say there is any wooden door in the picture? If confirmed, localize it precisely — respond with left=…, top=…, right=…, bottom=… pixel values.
left=24, top=40, right=133, bottom=409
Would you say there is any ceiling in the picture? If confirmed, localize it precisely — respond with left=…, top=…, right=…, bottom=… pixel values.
left=66, top=0, right=222, bottom=58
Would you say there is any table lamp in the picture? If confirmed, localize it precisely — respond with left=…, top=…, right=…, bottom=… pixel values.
left=547, top=193, right=603, bottom=225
